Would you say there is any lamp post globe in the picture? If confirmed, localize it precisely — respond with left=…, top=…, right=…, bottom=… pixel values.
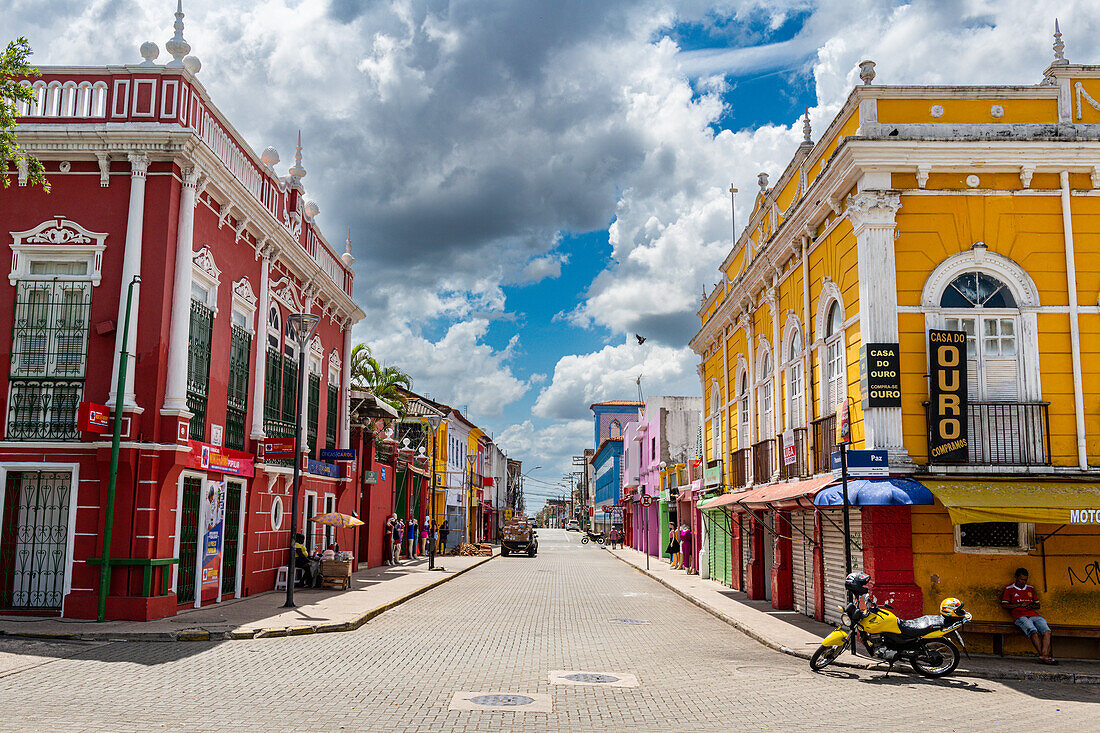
left=282, top=312, right=320, bottom=609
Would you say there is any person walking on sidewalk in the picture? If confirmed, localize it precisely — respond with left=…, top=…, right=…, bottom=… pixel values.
left=679, top=523, right=693, bottom=574
left=439, top=519, right=450, bottom=554
left=608, top=526, right=620, bottom=549
left=666, top=525, right=681, bottom=569
left=391, top=516, right=403, bottom=565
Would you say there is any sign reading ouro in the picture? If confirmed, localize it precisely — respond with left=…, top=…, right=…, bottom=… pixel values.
left=860, top=342, right=902, bottom=408
left=928, top=330, right=969, bottom=461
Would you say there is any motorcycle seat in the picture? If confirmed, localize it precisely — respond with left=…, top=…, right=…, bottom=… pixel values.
left=898, top=614, right=946, bottom=637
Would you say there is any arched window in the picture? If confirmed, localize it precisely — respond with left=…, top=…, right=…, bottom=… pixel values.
left=710, top=382, right=722, bottom=461
left=786, top=330, right=805, bottom=429
left=267, top=306, right=281, bottom=350
left=939, top=271, right=1019, bottom=401
left=608, top=419, right=622, bottom=438
left=824, top=301, right=846, bottom=413
left=757, top=348, right=773, bottom=440
left=738, top=371, right=750, bottom=449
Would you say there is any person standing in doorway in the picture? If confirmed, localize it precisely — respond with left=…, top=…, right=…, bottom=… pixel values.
left=439, top=519, right=450, bottom=554
left=667, top=524, right=681, bottom=569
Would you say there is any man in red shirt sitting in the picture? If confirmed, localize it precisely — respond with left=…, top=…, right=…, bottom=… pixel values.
left=1001, top=568, right=1056, bottom=665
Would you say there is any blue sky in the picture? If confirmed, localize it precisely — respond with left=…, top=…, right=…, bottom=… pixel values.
left=6, top=0, right=1089, bottom=511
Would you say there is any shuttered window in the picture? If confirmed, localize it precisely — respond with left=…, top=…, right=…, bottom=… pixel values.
left=326, top=384, right=339, bottom=450
left=824, top=302, right=845, bottom=414
left=758, top=350, right=773, bottom=440
left=787, top=334, right=805, bottom=429
left=738, top=373, right=750, bottom=449
left=186, top=300, right=214, bottom=441
left=226, top=325, right=251, bottom=451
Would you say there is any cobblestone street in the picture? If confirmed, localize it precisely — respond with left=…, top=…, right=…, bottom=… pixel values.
left=1, top=530, right=1096, bottom=732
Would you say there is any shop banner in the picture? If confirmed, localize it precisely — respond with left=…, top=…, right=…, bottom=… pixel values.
left=307, top=459, right=341, bottom=478
left=187, top=441, right=256, bottom=478
left=263, top=437, right=296, bottom=459
left=319, top=448, right=357, bottom=461
left=859, top=342, right=902, bottom=408
left=782, top=429, right=797, bottom=466
left=703, top=461, right=722, bottom=487
left=201, top=480, right=226, bottom=588
left=928, top=330, right=969, bottom=461
left=77, top=401, right=110, bottom=433
left=836, top=400, right=851, bottom=445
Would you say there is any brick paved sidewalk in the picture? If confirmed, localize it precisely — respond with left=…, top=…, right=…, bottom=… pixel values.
left=606, top=545, right=1100, bottom=685
left=0, top=552, right=495, bottom=643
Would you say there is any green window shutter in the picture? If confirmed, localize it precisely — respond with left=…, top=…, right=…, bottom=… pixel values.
left=186, top=300, right=214, bottom=441
left=226, top=326, right=251, bottom=451
left=281, top=356, right=298, bottom=424
left=264, top=348, right=282, bottom=423
left=326, top=384, right=338, bottom=450
left=307, top=373, right=320, bottom=454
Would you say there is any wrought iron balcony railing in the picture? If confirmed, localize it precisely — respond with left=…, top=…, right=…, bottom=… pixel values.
left=812, top=414, right=837, bottom=475
left=730, top=448, right=751, bottom=488
left=926, top=401, right=1050, bottom=466
left=779, top=427, right=810, bottom=480
left=752, top=439, right=776, bottom=484
left=6, top=379, right=82, bottom=441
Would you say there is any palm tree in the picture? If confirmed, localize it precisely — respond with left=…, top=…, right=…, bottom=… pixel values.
left=350, top=342, right=412, bottom=416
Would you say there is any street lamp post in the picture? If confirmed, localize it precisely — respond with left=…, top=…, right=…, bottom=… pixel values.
left=282, top=311, right=320, bottom=609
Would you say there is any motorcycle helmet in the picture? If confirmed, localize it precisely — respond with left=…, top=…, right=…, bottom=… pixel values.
left=844, top=571, right=871, bottom=596
left=940, top=597, right=966, bottom=618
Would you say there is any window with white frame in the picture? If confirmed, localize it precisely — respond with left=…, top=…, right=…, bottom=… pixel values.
left=939, top=272, right=1020, bottom=401
left=824, top=301, right=846, bottom=414
left=955, top=522, right=1032, bottom=554
left=757, top=347, right=774, bottom=441
left=738, top=371, right=750, bottom=450
left=710, top=383, right=721, bottom=461
left=786, top=330, right=805, bottom=429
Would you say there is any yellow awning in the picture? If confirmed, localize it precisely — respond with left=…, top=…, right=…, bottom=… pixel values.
left=924, top=480, right=1100, bottom=525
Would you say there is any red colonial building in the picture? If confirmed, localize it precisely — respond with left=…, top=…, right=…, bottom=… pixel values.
left=0, top=9, right=367, bottom=619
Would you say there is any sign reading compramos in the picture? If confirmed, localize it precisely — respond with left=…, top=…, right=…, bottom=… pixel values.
left=928, top=330, right=968, bottom=461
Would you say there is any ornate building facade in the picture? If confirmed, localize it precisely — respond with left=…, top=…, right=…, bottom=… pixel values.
left=0, top=8, right=363, bottom=619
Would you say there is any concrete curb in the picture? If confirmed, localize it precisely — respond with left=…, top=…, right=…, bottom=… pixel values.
left=603, top=548, right=1094, bottom=685
left=0, top=553, right=496, bottom=644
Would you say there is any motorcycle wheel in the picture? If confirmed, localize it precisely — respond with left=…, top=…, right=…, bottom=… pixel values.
left=581, top=537, right=589, bottom=544
left=810, top=640, right=846, bottom=672
left=910, top=639, right=960, bottom=678
left=597, top=537, right=605, bottom=545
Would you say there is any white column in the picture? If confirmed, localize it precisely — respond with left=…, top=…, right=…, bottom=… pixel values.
left=250, top=246, right=274, bottom=439
left=339, top=321, right=353, bottom=448
left=1059, top=171, right=1088, bottom=469
left=109, top=153, right=149, bottom=409
left=162, top=165, right=201, bottom=414
left=299, top=295, right=314, bottom=452
left=847, top=190, right=908, bottom=463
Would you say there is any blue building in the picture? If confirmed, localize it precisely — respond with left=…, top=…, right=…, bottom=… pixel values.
left=592, top=437, right=623, bottom=534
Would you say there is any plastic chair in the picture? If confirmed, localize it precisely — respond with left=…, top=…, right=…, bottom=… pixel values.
left=274, top=566, right=305, bottom=591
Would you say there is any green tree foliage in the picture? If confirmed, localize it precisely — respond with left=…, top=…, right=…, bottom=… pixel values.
left=1, top=38, right=49, bottom=191
left=350, top=342, right=413, bottom=417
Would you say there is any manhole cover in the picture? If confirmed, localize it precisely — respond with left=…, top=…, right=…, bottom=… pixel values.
left=610, top=618, right=650, bottom=625
left=466, top=694, right=535, bottom=707
left=563, top=673, right=619, bottom=683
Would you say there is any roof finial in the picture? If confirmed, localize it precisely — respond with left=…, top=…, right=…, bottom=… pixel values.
left=801, top=107, right=812, bottom=146
left=165, top=0, right=191, bottom=67
left=1052, top=18, right=1068, bottom=66
left=289, top=130, right=307, bottom=180
left=342, top=227, right=355, bottom=267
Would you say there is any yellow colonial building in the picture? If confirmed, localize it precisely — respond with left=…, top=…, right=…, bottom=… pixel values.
left=691, top=32, right=1100, bottom=657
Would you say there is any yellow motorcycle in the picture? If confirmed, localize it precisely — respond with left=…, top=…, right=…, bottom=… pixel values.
left=810, top=572, right=971, bottom=678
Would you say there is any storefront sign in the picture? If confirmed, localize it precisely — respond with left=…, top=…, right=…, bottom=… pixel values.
left=831, top=449, right=889, bottom=477
left=505, top=508, right=513, bottom=521
left=263, top=437, right=296, bottom=460
left=77, top=401, right=110, bottom=433
left=860, top=342, right=902, bottom=408
left=928, top=329, right=969, bottom=462
left=703, top=461, right=722, bottom=487
left=201, top=480, right=226, bottom=588
left=782, top=429, right=797, bottom=466
left=307, top=459, right=341, bottom=478
left=362, top=470, right=380, bottom=485
left=187, top=441, right=255, bottom=478
left=320, top=448, right=357, bottom=461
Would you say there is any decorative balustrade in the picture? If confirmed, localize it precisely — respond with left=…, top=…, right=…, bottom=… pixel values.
left=16, top=71, right=353, bottom=298
left=926, top=401, right=1050, bottom=466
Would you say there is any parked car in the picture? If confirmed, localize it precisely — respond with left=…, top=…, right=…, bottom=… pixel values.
left=566, top=519, right=580, bottom=532
left=501, top=517, right=538, bottom=557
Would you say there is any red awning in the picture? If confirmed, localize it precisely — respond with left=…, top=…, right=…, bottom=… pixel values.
left=697, top=492, right=748, bottom=510
left=736, top=475, right=836, bottom=510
